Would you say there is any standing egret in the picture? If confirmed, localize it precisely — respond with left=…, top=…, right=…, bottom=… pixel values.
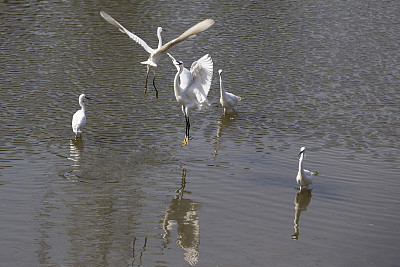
left=218, top=69, right=241, bottom=113
left=296, top=147, right=317, bottom=190
left=168, top=53, right=213, bottom=146
left=100, top=11, right=215, bottom=99
left=72, top=94, right=91, bottom=138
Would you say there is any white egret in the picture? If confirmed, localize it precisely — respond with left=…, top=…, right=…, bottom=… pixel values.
left=72, top=94, right=91, bottom=138
left=296, top=147, right=317, bottom=190
left=100, top=11, right=215, bottom=99
left=168, top=53, right=213, bottom=146
left=218, top=69, right=241, bottom=113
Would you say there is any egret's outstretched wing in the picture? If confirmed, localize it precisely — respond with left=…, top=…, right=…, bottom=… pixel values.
left=158, top=19, right=215, bottom=54
left=189, top=54, right=213, bottom=104
left=100, top=11, right=154, bottom=54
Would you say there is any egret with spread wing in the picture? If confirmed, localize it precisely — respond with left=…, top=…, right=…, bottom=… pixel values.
left=168, top=53, right=213, bottom=146
left=100, top=11, right=214, bottom=99
left=218, top=69, right=241, bottom=113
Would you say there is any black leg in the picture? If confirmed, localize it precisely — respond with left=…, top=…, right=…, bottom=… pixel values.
left=182, top=115, right=189, bottom=146
left=152, top=75, right=158, bottom=99
left=187, top=116, right=191, bottom=140
left=185, top=115, right=189, bottom=137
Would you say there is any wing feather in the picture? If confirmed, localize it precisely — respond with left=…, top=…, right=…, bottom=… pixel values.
left=188, top=54, right=213, bottom=104
left=158, top=19, right=215, bottom=53
left=100, top=11, right=154, bottom=54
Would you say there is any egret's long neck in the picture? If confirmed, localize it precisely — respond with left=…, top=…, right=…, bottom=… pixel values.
left=174, top=66, right=183, bottom=99
left=157, top=30, right=162, bottom=49
left=298, top=153, right=304, bottom=173
left=219, top=74, right=226, bottom=99
left=80, top=99, right=85, bottom=112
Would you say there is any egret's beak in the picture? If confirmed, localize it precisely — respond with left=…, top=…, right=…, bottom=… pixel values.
left=167, top=53, right=176, bottom=63
left=298, top=150, right=304, bottom=157
left=85, top=96, right=92, bottom=100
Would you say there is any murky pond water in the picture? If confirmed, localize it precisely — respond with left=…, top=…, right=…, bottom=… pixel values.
left=1, top=0, right=399, bottom=266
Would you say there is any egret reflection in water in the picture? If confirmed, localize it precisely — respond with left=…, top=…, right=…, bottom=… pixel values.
left=68, top=139, right=84, bottom=167
left=162, top=167, right=200, bottom=266
left=291, top=189, right=312, bottom=240
left=212, top=113, right=240, bottom=158
left=132, top=236, right=148, bottom=267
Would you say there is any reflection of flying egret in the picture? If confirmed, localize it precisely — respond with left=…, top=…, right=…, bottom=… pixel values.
left=296, top=147, right=317, bottom=190
left=218, top=69, right=241, bottom=113
left=168, top=53, right=213, bottom=146
left=291, top=189, right=312, bottom=240
left=100, top=11, right=214, bottom=99
left=72, top=94, right=91, bottom=138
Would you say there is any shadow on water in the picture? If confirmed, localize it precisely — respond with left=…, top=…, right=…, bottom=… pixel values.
left=162, top=166, right=200, bottom=266
left=291, top=189, right=312, bottom=240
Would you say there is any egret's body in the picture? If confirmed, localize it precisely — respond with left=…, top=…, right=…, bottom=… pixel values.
left=218, top=69, right=241, bottom=113
left=296, top=147, right=315, bottom=190
left=168, top=53, right=213, bottom=146
left=72, top=94, right=90, bottom=138
left=100, top=11, right=214, bottom=98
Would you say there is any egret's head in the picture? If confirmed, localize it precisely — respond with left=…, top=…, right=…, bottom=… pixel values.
left=298, top=146, right=306, bottom=157
left=218, top=69, right=223, bottom=75
left=79, top=94, right=91, bottom=102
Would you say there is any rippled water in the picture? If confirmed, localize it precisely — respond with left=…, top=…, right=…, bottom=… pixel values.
left=1, top=0, right=399, bottom=266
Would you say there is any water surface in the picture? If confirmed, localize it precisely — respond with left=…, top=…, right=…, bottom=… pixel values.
left=1, top=0, right=399, bottom=266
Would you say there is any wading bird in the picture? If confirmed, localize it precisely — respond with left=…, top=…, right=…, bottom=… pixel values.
left=218, top=69, right=241, bottom=113
left=296, top=147, right=317, bottom=191
left=168, top=53, right=213, bottom=146
left=72, top=94, right=91, bottom=138
left=100, top=11, right=214, bottom=99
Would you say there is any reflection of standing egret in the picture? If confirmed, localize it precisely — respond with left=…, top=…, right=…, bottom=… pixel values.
left=212, top=113, right=239, bottom=158
left=291, top=189, right=312, bottom=240
left=162, top=167, right=200, bottom=266
left=69, top=138, right=84, bottom=167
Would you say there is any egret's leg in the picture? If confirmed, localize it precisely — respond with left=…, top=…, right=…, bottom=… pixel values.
left=187, top=116, right=192, bottom=140
left=152, top=69, right=158, bottom=99
left=144, top=68, right=150, bottom=95
left=182, top=115, right=189, bottom=146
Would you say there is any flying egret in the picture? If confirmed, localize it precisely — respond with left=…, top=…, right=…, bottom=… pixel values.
left=218, top=69, right=241, bottom=113
left=296, top=147, right=317, bottom=190
left=100, top=11, right=215, bottom=99
left=72, top=94, right=91, bottom=138
left=168, top=53, right=213, bottom=146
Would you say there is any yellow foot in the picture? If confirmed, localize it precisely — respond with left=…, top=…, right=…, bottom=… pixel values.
left=144, top=87, right=147, bottom=94
left=181, top=136, right=189, bottom=147
left=155, top=92, right=159, bottom=99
